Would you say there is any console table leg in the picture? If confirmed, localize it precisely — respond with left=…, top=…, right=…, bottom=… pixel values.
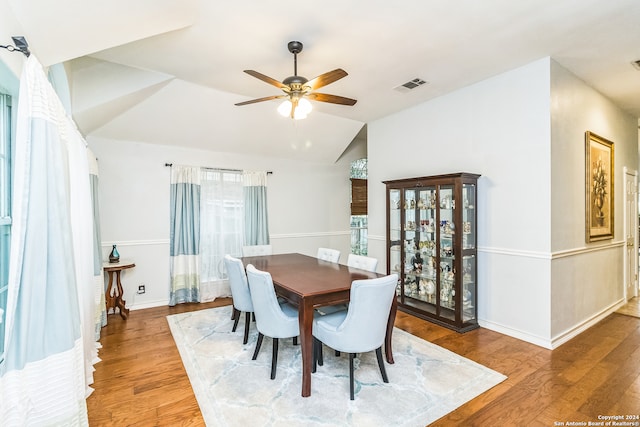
left=115, top=271, right=129, bottom=320
left=105, top=271, right=116, bottom=315
left=103, top=260, right=135, bottom=320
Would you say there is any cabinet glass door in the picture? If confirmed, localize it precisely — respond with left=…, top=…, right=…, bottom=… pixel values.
left=462, top=183, right=476, bottom=249
left=389, top=189, right=402, bottom=290
left=462, top=255, right=476, bottom=322
left=438, top=185, right=455, bottom=320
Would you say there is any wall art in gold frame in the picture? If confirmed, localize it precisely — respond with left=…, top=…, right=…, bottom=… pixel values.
left=585, top=131, right=614, bottom=242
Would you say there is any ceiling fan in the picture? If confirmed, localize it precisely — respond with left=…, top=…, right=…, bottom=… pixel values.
left=235, top=41, right=357, bottom=119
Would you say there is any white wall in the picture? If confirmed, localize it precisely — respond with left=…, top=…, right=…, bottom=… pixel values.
left=368, top=58, right=553, bottom=346
left=89, top=136, right=365, bottom=309
left=549, top=60, right=637, bottom=342
left=368, top=56, right=638, bottom=348
left=0, top=4, right=25, bottom=82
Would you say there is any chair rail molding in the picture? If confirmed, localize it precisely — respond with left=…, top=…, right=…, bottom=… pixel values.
left=270, top=231, right=350, bottom=239
left=101, top=239, right=170, bottom=247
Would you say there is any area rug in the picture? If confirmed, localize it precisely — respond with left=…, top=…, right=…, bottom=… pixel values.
left=167, top=307, right=506, bottom=427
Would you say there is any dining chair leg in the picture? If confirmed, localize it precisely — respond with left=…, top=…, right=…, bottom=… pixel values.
left=232, top=308, right=241, bottom=332
left=243, top=312, right=251, bottom=344
left=252, top=333, right=264, bottom=360
left=317, top=339, right=323, bottom=366
left=375, top=347, right=389, bottom=383
left=270, top=338, right=279, bottom=380
left=312, top=338, right=317, bottom=373
left=312, top=337, right=323, bottom=371
left=349, top=353, right=355, bottom=400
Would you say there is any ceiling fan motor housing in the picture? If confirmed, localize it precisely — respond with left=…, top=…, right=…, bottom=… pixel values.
left=283, top=75, right=309, bottom=92
left=287, top=41, right=303, bottom=54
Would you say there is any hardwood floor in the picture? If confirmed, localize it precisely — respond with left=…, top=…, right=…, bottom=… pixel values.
left=87, top=300, right=640, bottom=426
left=617, top=296, right=640, bottom=318
left=87, top=299, right=230, bottom=426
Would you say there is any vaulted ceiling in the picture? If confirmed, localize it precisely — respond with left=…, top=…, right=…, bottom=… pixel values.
left=2, top=0, right=639, bottom=162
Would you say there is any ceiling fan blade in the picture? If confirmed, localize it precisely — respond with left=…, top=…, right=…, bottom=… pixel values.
left=235, top=95, right=285, bottom=106
left=243, top=70, right=288, bottom=89
left=307, top=92, right=357, bottom=106
left=306, top=69, right=348, bottom=90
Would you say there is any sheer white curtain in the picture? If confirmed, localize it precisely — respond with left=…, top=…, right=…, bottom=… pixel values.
left=199, top=169, right=243, bottom=301
left=68, top=118, right=99, bottom=393
left=88, top=151, right=106, bottom=340
left=0, top=55, right=93, bottom=425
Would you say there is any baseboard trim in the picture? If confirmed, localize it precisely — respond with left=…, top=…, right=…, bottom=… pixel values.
left=130, top=299, right=169, bottom=311
left=479, top=298, right=627, bottom=350
left=550, top=298, right=626, bottom=349
left=129, top=297, right=233, bottom=311
left=478, top=319, right=552, bottom=349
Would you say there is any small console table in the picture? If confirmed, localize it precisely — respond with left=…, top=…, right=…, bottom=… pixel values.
left=103, top=259, right=135, bottom=320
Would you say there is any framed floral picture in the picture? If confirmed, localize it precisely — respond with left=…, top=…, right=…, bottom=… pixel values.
left=585, top=131, right=614, bottom=242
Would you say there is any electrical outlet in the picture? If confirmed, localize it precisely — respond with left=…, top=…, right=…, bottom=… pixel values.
left=137, top=284, right=146, bottom=294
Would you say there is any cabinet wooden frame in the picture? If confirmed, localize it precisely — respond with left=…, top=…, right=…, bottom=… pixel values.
left=384, top=172, right=480, bottom=333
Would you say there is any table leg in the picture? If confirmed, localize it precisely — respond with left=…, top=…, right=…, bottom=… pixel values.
left=105, top=271, right=116, bottom=315
left=299, top=298, right=314, bottom=397
left=115, top=271, right=130, bottom=320
left=384, top=297, right=398, bottom=364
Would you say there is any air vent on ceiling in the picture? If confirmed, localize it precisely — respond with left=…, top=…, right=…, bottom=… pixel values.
left=632, top=60, right=640, bottom=71
left=394, top=78, right=429, bottom=93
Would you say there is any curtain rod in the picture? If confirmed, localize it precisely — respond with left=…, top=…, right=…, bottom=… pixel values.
left=164, top=163, right=272, bottom=174
left=0, top=36, right=30, bottom=57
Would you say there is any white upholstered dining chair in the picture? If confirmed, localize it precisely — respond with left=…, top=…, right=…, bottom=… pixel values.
left=242, top=244, right=273, bottom=257
left=223, top=254, right=254, bottom=344
left=312, top=273, right=398, bottom=400
left=246, top=264, right=299, bottom=380
left=314, top=248, right=346, bottom=316
left=317, top=247, right=341, bottom=263
left=316, top=253, right=378, bottom=317
left=347, top=253, right=378, bottom=272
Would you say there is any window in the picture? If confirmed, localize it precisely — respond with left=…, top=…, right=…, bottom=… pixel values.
left=350, top=159, right=368, bottom=255
left=0, top=91, right=12, bottom=361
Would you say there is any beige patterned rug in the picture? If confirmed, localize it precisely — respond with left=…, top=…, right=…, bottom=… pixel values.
left=167, top=306, right=506, bottom=427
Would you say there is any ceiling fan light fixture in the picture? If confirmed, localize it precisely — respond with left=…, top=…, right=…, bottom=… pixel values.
left=277, top=100, right=292, bottom=117
left=297, top=98, right=312, bottom=115
left=278, top=97, right=312, bottom=120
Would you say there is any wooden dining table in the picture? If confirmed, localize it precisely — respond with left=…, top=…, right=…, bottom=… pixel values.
left=241, top=253, right=397, bottom=397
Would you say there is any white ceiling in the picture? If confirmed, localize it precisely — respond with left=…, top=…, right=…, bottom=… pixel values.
left=3, top=0, right=640, bottom=162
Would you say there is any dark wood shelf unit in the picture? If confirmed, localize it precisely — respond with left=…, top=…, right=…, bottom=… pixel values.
left=384, top=172, right=480, bottom=333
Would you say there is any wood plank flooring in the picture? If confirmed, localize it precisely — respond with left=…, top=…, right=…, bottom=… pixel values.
left=617, top=296, right=640, bottom=318
left=87, top=299, right=640, bottom=426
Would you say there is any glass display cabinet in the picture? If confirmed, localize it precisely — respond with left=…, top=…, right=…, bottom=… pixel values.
left=384, top=172, right=480, bottom=332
